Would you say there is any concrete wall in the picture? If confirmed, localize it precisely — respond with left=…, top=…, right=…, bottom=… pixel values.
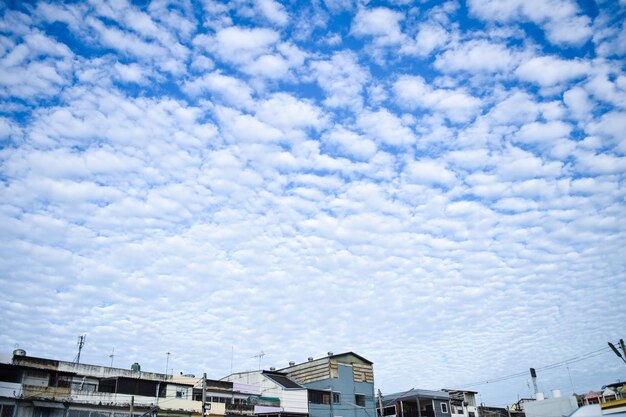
left=524, top=396, right=578, bottom=417
left=432, top=399, right=451, bottom=417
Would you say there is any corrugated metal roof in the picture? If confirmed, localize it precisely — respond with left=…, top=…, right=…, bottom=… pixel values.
left=263, top=371, right=304, bottom=389
left=381, top=388, right=450, bottom=406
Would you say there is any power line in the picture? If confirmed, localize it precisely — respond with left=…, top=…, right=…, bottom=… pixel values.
left=455, top=346, right=611, bottom=389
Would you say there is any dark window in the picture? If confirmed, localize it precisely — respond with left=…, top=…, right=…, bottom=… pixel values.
left=1, top=405, right=15, bottom=417
left=308, top=390, right=339, bottom=404
left=383, top=406, right=396, bottom=416
left=355, top=394, right=366, bottom=407
left=441, top=403, right=449, bottom=414
left=469, top=412, right=475, bottom=417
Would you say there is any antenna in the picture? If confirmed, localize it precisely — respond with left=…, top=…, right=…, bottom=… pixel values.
left=252, top=351, right=265, bottom=370
left=109, top=347, right=115, bottom=367
left=74, top=334, right=86, bottom=364
left=165, top=352, right=171, bottom=375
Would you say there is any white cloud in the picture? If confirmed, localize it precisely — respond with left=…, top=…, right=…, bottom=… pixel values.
left=323, top=126, right=378, bottom=161
left=182, top=72, right=255, bottom=109
left=514, top=120, right=572, bottom=145
left=434, top=39, right=516, bottom=73
left=467, top=0, right=592, bottom=46
left=563, top=86, right=594, bottom=120
left=405, top=22, right=449, bottom=57
left=393, top=75, right=482, bottom=122
left=0, top=32, right=73, bottom=100
left=114, top=62, right=148, bottom=84
left=405, top=159, right=457, bottom=186
left=255, top=93, right=327, bottom=132
left=350, top=7, right=405, bottom=46
left=586, top=111, right=626, bottom=152
left=197, top=26, right=279, bottom=65
left=310, top=51, right=369, bottom=109
left=516, top=55, right=590, bottom=87
left=254, top=0, right=289, bottom=26
left=356, top=108, right=416, bottom=146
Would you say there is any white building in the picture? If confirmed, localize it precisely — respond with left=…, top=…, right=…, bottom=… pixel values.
left=222, top=370, right=308, bottom=417
left=443, top=390, right=479, bottom=417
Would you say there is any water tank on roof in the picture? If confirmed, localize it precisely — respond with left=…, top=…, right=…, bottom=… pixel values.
left=308, top=357, right=314, bottom=361
left=289, top=361, right=295, bottom=366
left=131, top=362, right=141, bottom=372
left=13, top=349, right=26, bottom=357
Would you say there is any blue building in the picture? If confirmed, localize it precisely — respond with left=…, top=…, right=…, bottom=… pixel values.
left=280, top=352, right=376, bottom=417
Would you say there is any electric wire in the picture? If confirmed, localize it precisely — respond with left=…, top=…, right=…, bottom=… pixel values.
left=454, top=346, right=611, bottom=389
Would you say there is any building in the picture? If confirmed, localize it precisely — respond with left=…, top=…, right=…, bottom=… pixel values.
left=222, top=370, right=308, bottom=417
left=279, top=352, right=376, bottom=417
left=174, top=376, right=254, bottom=417
left=1, top=350, right=199, bottom=417
left=442, top=390, right=479, bottom=417
left=523, top=390, right=578, bottom=417
left=377, top=388, right=451, bottom=417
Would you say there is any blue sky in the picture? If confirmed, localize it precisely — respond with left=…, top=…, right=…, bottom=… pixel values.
left=1, top=0, right=626, bottom=407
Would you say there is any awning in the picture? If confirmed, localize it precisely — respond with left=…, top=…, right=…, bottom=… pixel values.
left=33, top=401, right=66, bottom=409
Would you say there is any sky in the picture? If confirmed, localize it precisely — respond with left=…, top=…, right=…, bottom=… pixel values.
left=1, top=0, right=626, bottom=408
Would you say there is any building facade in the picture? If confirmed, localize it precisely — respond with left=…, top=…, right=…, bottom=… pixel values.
left=378, top=389, right=451, bottom=417
left=280, top=352, right=376, bottom=417
left=222, top=370, right=308, bottom=417
left=442, top=390, right=479, bottom=417
left=0, top=351, right=200, bottom=417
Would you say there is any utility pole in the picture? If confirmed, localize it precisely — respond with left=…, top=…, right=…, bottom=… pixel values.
left=75, top=335, right=86, bottom=364
left=377, top=389, right=384, bottom=417
left=608, top=339, right=626, bottom=364
left=329, top=386, right=334, bottom=417
left=130, top=396, right=134, bottom=417
left=202, top=373, right=207, bottom=417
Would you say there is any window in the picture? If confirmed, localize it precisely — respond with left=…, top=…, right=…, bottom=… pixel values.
left=309, top=390, right=340, bottom=405
left=469, top=412, right=475, bottom=417
left=441, top=403, right=449, bottom=414
left=176, top=387, right=187, bottom=399
left=383, top=406, right=396, bottom=416
left=355, top=395, right=366, bottom=407
left=1, top=405, right=15, bottom=417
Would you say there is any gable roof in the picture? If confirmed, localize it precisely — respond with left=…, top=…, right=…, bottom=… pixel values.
left=329, top=352, right=373, bottom=365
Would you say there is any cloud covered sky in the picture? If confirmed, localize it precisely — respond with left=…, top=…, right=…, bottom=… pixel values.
left=1, top=0, right=626, bottom=406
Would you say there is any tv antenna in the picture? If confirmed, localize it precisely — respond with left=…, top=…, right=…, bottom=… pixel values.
left=74, top=334, right=86, bottom=364
left=252, top=351, right=265, bottom=370
left=109, top=347, right=115, bottom=367
left=165, top=352, right=171, bottom=375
